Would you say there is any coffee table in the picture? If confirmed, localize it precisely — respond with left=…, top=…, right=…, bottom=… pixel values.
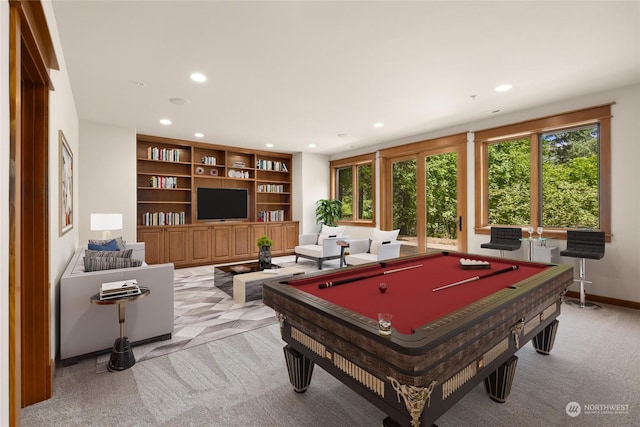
left=232, top=267, right=304, bottom=306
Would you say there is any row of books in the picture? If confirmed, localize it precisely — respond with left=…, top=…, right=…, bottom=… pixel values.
left=146, top=146, right=181, bottom=162
left=257, top=184, right=286, bottom=193
left=100, top=279, right=140, bottom=300
left=149, top=176, right=179, bottom=189
left=256, top=159, right=289, bottom=172
left=142, top=211, right=186, bottom=226
left=257, top=210, right=286, bottom=222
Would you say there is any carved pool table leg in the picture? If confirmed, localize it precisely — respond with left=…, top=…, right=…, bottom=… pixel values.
left=283, top=345, right=315, bottom=393
left=532, top=319, right=559, bottom=355
left=484, top=355, right=518, bottom=403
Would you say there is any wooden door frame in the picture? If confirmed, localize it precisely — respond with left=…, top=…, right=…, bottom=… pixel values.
left=379, top=133, right=468, bottom=253
left=9, top=0, right=58, bottom=421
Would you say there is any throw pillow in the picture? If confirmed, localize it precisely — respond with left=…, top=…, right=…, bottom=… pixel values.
left=371, top=229, right=400, bottom=242
left=88, top=236, right=126, bottom=251
left=88, top=240, right=119, bottom=251
left=85, top=249, right=133, bottom=259
left=317, top=234, right=333, bottom=245
left=369, top=240, right=391, bottom=255
left=84, top=256, right=143, bottom=272
left=320, top=225, right=346, bottom=237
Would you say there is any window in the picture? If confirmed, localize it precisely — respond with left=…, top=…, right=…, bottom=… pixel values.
left=330, top=153, right=376, bottom=225
left=475, top=105, right=611, bottom=239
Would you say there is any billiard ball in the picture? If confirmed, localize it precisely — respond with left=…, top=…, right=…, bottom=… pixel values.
left=378, top=283, right=387, bottom=293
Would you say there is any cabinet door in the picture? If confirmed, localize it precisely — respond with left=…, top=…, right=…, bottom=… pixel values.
left=165, top=227, right=190, bottom=266
left=251, top=224, right=268, bottom=257
left=137, top=228, right=165, bottom=264
left=212, top=226, right=231, bottom=261
left=283, top=222, right=299, bottom=251
left=267, top=224, right=284, bottom=254
left=232, top=225, right=251, bottom=259
left=190, top=226, right=212, bottom=264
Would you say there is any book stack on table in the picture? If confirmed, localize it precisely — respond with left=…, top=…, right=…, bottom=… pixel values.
left=99, top=279, right=141, bottom=300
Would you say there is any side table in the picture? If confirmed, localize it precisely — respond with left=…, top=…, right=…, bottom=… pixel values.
left=336, top=240, right=350, bottom=267
left=90, top=287, right=150, bottom=372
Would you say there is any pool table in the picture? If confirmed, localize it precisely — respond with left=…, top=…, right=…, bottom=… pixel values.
left=262, top=251, right=573, bottom=427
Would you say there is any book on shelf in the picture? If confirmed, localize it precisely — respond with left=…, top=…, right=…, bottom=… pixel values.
left=256, top=159, right=288, bottom=172
left=142, top=211, right=186, bottom=226
left=257, top=209, right=285, bottom=222
left=146, top=146, right=180, bottom=162
left=99, top=279, right=141, bottom=300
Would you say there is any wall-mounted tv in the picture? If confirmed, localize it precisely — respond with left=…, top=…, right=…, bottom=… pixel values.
left=197, top=187, right=248, bottom=221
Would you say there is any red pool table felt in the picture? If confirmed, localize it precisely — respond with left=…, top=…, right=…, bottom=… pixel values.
left=288, top=253, right=548, bottom=334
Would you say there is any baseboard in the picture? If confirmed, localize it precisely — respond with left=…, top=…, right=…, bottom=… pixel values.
left=565, top=291, right=640, bottom=310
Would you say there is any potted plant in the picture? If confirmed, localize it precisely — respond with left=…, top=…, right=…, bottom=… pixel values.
left=257, top=235, right=274, bottom=270
left=315, top=199, right=342, bottom=228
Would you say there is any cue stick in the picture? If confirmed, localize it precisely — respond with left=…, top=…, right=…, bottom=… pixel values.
left=318, top=264, right=423, bottom=289
left=431, top=265, right=519, bottom=292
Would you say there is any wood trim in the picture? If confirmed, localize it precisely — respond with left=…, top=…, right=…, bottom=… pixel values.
left=330, top=153, right=377, bottom=226
left=9, top=7, right=22, bottom=425
left=565, top=291, right=640, bottom=311
left=474, top=104, right=613, bottom=142
left=378, top=132, right=467, bottom=159
left=9, top=0, right=55, bottom=414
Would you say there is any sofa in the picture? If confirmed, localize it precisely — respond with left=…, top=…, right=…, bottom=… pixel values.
left=344, top=229, right=402, bottom=266
left=59, top=242, right=175, bottom=364
left=295, top=225, right=347, bottom=269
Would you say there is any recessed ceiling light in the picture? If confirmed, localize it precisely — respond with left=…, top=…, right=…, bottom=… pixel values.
left=308, top=143, right=317, bottom=148
left=373, top=122, right=384, bottom=128
left=194, top=133, right=204, bottom=138
left=495, top=84, right=512, bottom=92
left=169, top=97, right=190, bottom=106
left=266, top=143, right=274, bottom=148
left=160, top=119, right=172, bottom=125
left=190, top=72, right=207, bottom=83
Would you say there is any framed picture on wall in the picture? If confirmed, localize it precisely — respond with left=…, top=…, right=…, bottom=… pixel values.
left=59, top=130, right=73, bottom=235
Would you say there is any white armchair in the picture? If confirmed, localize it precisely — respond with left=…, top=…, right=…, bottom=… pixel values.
left=295, top=225, right=347, bottom=269
left=344, top=229, right=402, bottom=266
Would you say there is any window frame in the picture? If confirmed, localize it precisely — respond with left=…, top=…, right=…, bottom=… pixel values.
left=474, top=104, right=612, bottom=241
left=330, top=153, right=376, bottom=226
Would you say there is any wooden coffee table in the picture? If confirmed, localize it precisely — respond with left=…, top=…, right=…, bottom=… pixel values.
left=232, top=267, right=304, bottom=306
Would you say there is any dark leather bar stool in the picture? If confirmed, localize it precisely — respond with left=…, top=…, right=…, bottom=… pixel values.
left=481, top=227, right=522, bottom=258
left=560, top=230, right=605, bottom=309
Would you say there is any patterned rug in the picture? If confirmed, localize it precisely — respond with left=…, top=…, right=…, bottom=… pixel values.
left=96, top=256, right=332, bottom=373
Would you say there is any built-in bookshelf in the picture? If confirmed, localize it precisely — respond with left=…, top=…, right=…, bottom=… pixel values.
left=136, top=134, right=293, bottom=226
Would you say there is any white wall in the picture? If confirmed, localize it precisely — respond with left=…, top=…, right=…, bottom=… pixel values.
left=1, top=1, right=10, bottom=423
left=78, top=121, right=137, bottom=244
left=332, top=85, right=640, bottom=304
left=293, top=152, right=331, bottom=234
left=45, top=0, right=80, bottom=364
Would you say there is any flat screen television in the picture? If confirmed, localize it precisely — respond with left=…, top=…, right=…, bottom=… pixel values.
left=197, top=187, right=248, bottom=221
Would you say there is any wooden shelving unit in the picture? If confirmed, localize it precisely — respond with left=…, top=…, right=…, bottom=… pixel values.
left=136, top=134, right=298, bottom=267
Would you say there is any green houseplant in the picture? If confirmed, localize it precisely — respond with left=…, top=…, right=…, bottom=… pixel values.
left=257, top=235, right=273, bottom=270
left=315, top=199, right=342, bottom=228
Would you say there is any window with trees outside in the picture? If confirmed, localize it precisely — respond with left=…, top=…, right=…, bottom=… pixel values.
left=330, top=153, right=375, bottom=225
left=475, top=104, right=611, bottom=240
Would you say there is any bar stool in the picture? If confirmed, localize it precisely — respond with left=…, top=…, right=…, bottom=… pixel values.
left=560, top=230, right=605, bottom=309
left=481, top=227, right=522, bottom=258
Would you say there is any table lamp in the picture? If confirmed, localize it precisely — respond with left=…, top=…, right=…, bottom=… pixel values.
left=90, top=213, right=123, bottom=239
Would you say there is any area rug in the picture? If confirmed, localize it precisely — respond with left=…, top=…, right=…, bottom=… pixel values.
left=96, top=257, right=332, bottom=373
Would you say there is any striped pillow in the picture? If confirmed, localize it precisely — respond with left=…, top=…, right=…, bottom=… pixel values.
left=84, top=256, right=143, bottom=272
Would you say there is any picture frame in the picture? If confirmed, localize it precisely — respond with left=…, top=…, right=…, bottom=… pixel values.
left=59, top=130, right=73, bottom=235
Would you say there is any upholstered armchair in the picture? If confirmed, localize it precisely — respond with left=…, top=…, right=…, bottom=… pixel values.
left=294, top=225, right=347, bottom=269
left=344, top=229, right=401, bottom=266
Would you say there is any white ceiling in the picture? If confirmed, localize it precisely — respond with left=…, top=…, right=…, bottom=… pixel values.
left=51, top=1, right=640, bottom=155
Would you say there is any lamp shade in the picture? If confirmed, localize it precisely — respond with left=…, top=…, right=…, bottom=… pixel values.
left=90, top=213, right=123, bottom=239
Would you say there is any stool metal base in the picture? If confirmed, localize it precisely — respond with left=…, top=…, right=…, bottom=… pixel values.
left=565, top=299, right=601, bottom=309
left=566, top=257, right=602, bottom=309
left=108, top=337, right=136, bottom=371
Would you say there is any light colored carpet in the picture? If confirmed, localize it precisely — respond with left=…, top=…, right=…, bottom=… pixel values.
left=96, top=256, right=333, bottom=372
left=22, top=258, right=640, bottom=426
